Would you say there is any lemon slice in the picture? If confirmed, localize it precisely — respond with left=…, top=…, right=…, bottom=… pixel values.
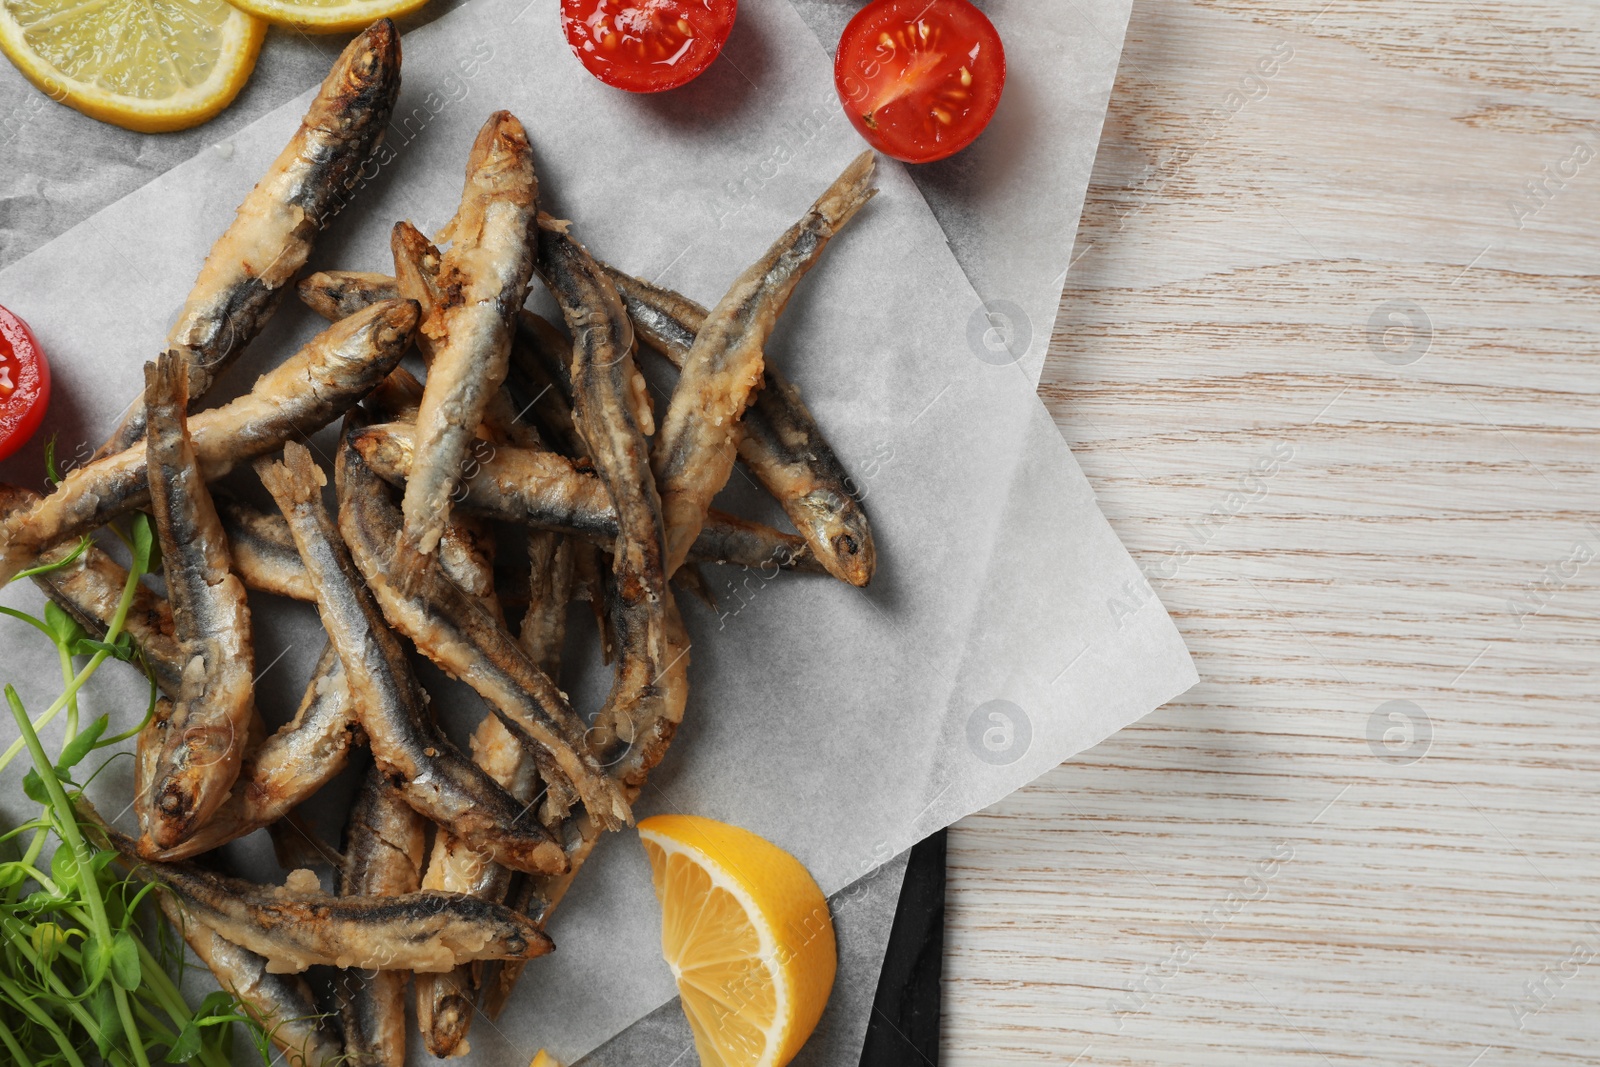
left=0, top=0, right=264, bottom=133
left=639, top=815, right=837, bottom=1067
left=224, top=0, right=431, bottom=34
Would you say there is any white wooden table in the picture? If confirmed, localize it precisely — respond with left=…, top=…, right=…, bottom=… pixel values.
left=945, top=1, right=1600, bottom=1062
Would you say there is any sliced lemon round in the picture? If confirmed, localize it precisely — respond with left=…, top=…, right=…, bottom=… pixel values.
left=0, top=0, right=264, bottom=133
left=638, top=815, right=837, bottom=1067
left=224, top=0, right=431, bottom=34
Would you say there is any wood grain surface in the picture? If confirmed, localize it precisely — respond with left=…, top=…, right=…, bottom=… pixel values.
left=944, top=1, right=1600, bottom=1063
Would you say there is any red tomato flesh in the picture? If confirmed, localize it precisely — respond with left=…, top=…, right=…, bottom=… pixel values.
left=561, top=0, right=739, bottom=93
left=0, top=304, right=49, bottom=463
left=834, top=0, right=1006, bottom=164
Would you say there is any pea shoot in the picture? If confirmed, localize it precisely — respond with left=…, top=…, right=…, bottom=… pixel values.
left=0, top=513, right=274, bottom=1065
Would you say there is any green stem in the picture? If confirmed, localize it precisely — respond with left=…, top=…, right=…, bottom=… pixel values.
left=0, top=654, right=99, bottom=776
left=6, top=688, right=150, bottom=1067
left=133, top=918, right=245, bottom=1067
left=5, top=934, right=111, bottom=1047
left=1, top=823, right=49, bottom=907
left=131, top=937, right=188, bottom=1020
left=133, top=936, right=223, bottom=1066
left=41, top=905, right=234, bottom=1067
left=0, top=972, right=85, bottom=1067
left=0, top=553, right=145, bottom=776
left=7, top=690, right=103, bottom=929
left=0, top=1012, right=34, bottom=1067
left=75, top=892, right=252, bottom=1067
left=19, top=824, right=47, bottom=870
left=102, top=676, right=159, bottom=747
left=10, top=536, right=90, bottom=582
left=57, top=643, right=79, bottom=751
left=128, top=999, right=177, bottom=1046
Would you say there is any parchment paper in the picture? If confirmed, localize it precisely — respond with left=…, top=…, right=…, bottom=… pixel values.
left=0, top=0, right=1188, bottom=1062
left=2, top=0, right=1131, bottom=391
left=790, top=0, right=1134, bottom=385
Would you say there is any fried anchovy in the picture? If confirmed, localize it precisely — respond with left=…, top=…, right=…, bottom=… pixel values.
left=416, top=524, right=579, bottom=1053
left=355, top=370, right=510, bottom=617
left=496, top=310, right=631, bottom=658
left=217, top=495, right=318, bottom=602
left=486, top=582, right=692, bottom=1016
left=301, top=269, right=584, bottom=457
left=149, top=642, right=361, bottom=861
left=414, top=699, right=538, bottom=1057
left=298, top=270, right=397, bottom=320
left=350, top=422, right=824, bottom=573
left=335, top=436, right=630, bottom=828
left=336, top=945, right=411, bottom=1062
left=337, top=765, right=426, bottom=1067
left=483, top=800, right=610, bottom=1020
left=396, top=220, right=547, bottom=453
left=602, top=259, right=877, bottom=586
left=506, top=310, right=587, bottom=456
left=521, top=533, right=574, bottom=687
left=441, top=512, right=505, bottom=619
left=515, top=309, right=575, bottom=395
left=385, top=420, right=523, bottom=1057
left=138, top=352, right=257, bottom=855
left=259, top=440, right=566, bottom=875
left=395, top=111, right=539, bottom=585
left=362, top=363, right=425, bottom=423
left=218, top=433, right=554, bottom=616
left=134, top=693, right=267, bottom=856
left=650, top=151, right=877, bottom=577
left=612, top=591, right=692, bottom=788
left=388, top=220, right=441, bottom=331
left=519, top=530, right=583, bottom=829
left=0, top=299, right=418, bottom=584
left=158, top=894, right=343, bottom=1067
left=26, top=517, right=345, bottom=803
left=340, top=765, right=427, bottom=897
left=536, top=218, right=669, bottom=764
left=97, top=21, right=403, bottom=457
left=387, top=207, right=543, bottom=641
left=268, top=811, right=345, bottom=872
left=0, top=485, right=186, bottom=696
left=97, top=820, right=551, bottom=974
left=360, top=420, right=609, bottom=533
left=364, top=380, right=523, bottom=1055
left=410, top=502, right=549, bottom=1057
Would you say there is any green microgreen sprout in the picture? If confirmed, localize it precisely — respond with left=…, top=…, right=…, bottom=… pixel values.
left=0, top=512, right=275, bottom=1065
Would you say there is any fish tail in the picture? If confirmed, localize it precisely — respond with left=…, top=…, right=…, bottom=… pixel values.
left=816, top=149, right=879, bottom=232
left=417, top=970, right=475, bottom=1058
left=390, top=536, right=433, bottom=596
left=145, top=348, right=190, bottom=425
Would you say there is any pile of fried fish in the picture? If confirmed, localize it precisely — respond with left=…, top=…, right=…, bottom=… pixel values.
left=0, top=19, right=880, bottom=1067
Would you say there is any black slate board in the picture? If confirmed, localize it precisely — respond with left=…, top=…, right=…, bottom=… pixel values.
left=860, top=829, right=945, bottom=1066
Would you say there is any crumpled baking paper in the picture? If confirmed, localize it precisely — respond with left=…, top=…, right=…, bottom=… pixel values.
left=0, top=0, right=1185, bottom=1062
left=790, top=0, right=1134, bottom=386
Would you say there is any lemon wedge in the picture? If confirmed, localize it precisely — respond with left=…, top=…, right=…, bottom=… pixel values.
left=639, top=815, right=837, bottom=1067
left=0, top=0, right=264, bottom=133
left=224, top=0, right=431, bottom=34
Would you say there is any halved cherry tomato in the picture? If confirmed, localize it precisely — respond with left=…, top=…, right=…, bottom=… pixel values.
left=0, top=304, right=49, bottom=463
left=560, top=0, right=739, bottom=94
left=834, top=0, right=1006, bottom=164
